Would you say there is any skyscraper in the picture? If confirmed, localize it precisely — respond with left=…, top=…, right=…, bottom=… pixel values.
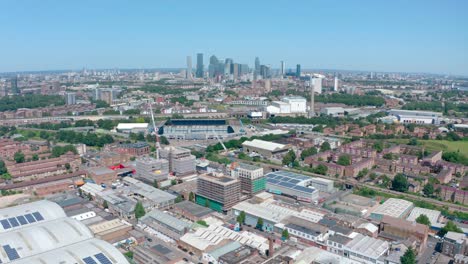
left=196, top=53, right=204, bottom=78
left=254, top=57, right=260, bottom=79
left=296, top=64, right=301, bottom=77
left=186, top=56, right=192, bottom=79
left=11, top=76, right=19, bottom=95
left=280, top=61, right=285, bottom=77
left=310, top=75, right=315, bottom=117
left=208, top=55, right=219, bottom=78
left=334, top=76, right=339, bottom=92
left=65, top=92, right=76, bottom=105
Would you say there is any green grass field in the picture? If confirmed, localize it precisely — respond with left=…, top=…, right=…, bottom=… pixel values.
left=387, top=139, right=468, bottom=156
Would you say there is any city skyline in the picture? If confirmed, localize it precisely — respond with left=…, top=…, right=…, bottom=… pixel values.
left=0, top=0, right=467, bottom=76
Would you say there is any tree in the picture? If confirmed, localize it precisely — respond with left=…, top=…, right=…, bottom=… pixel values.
left=423, top=183, right=434, bottom=197
left=1, top=173, right=12, bottom=180
left=160, top=136, right=170, bottom=145
left=65, top=163, right=71, bottom=170
left=175, top=196, right=183, bottom=203
left=415, top=214, right=431, bottom=226
left=320, top=142, right=331, bottom=152
left=0, top=159, right=7, bottom=175
left=438, top=220, right=463, bottom=237
left=373, top=141, right=384, bottom=153
left=282, top=229, right=289, bottom=239
left=153, top=180, right=159, bottom=189
left=256, top=217, right=264, bottom=230
left=392, top=174, right=408, bottom=192
left=313, top=164, right=328, bottom=175
left=32, top=154, right=39, bottom=161
left=189, top=192, right=195, bottom=202
left=134, top=201, right=146, bottom=219
left=171, top=179, right=177, bottom=186
left=400, top=247, right=416, bottom=264
left=408, top=138, right=419, bottom=146
left=237, top=211, right=246, bottom=225
left=337, top=155, right=351, bottom=166
left=87, top=193, right=93, bottom=201
left=103, top=200, right=109, bottom=209
left=205, top=199, right=210, bottom=208
left=282, top=150, right=297, bottom=166
left=14, top=151, right=25, bottom=163
left=301, top=147, right=318, bottom=160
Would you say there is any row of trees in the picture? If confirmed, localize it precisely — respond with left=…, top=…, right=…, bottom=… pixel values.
left=55, top=130, right=114, bottom=147
left=0, top=95, right=65, bottom=111
left=315, top=93, right=385, bottom=107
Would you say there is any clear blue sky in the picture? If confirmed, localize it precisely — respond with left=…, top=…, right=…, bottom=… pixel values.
left=1, top=0, right=467, bottom=75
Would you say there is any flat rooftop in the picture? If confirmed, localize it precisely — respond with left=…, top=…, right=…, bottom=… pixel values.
left=173, top=201, right=214, bottom=218
left=371, top=198, right=413, bottom=218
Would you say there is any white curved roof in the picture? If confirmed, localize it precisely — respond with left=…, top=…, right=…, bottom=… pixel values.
left=0, top=218, right=93, bottom=263
left=0, top=200, right=66, bottom=233
left=11, top=238, right=129, bottom=264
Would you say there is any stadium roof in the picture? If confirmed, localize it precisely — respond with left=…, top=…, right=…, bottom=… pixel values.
left=116, top=123, right=149, bottom=130
left=0, top=200, right=66, bottom=233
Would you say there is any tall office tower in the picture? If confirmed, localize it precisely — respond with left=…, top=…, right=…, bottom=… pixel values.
left=311, top=77, right=323, bottom=94
left=310, top=75, right=315, bottom=116
left=280, top=61, right=285, bottom=77
left=232, top=63, right=239, bottom=78
left=254, top=57, right=261, bottom=79
left=135, top=156, right=169, bottom=182
left=239, top=64, right=249, bottom=75
left=260, top=65, right=270, bottom=79
left=196, top=173, right=240, bottom=212
left=159, top=146, right=196, bottom=176
left=196, top=53, right=204, bottom=78
left=224, top=58, right=233, bottom=76
left=11, top=76, right=19, bottom=94
left=186, top=56, right=192, bottom=79
left=65, top=92, right=76, bottom=105
left=334, top=76, right=339, bottom=91
left=230, top=163, right=265, bottom=197
left=208, top=55, right=217, bottom=78
left=296, top=64, right=301, bottom=77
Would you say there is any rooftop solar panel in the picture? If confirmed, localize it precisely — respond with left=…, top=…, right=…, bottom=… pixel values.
left=288, top=179, right=301, bottom=184
left=279, top=182, right=295, bottom=188
left=8, top=218, right=19, bottom=227
left=24, top=213, right=36, bottom=223
left=3, top=245, right=20, bottom=261
left=95, top=253, right=113, bottom=264
left=293, top=185, right=314, bottom=193
left=16, top=215, right=28, bottom=225
left=0, top=220, right=11, bottom=230
left=83, top=257, right=98, bottom=264
left=32, top=212, right=44, bottom=221
left=267, top=179, right=279, bottom=184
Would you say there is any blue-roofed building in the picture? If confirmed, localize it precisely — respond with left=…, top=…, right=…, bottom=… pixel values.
left=265, top=171, right=319, bottom=202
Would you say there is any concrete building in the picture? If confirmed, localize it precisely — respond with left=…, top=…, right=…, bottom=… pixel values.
left=173, top=201, right=214, bottom=222
left=135, top=156, right=169, bottom=182
left=370, top=198, right=414, bottom=221
left=160, top=119, right=243, bottom=140
left=88, top=218, right=133, bottom=242
left=230, top=162, right=265, bottom=197
left=133, top=239, right=185, bottom=264
left=265, top=171, right=319, bottom=202
left=116, top=142, right=150, bottom=156
left=283, top=216, right=329, bottom=245
left=389, top=109, right=443, bottom=125
left=308, top=177, right=334, bottom=193
left=281, top=96, right=307, bottom=113
left=406, top=207, right=441, bottom=226
left=442, top=231, right=467, bottom=257
left=140, top=209, right=191, bottom=239
left=65, top=92, right=76, bottom=105
left=160, top=146, right=196, bottom=176
left=242, top=139, right=289, bottom=158
left=379, top=215, right=429, bottom=253
left=196, top=173, right=241, bottom=213
left=123, top=177, right=176, bottom=209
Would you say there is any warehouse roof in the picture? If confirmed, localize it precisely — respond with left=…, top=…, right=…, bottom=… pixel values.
left=12, top=238, right=129, bottom=264
left=345, top=233, right=389, bottom=259
left=406, top=207, right=441, bottom=226
left=123, top=177, right=176, bottom=203
left=141, top=209, right=190, bottom=232
left=116, top=123, right=148, bottom=130
left=174, top=201, right=214, bottom=218
left=242, top=139, right=287, bottom=152
left=0, top=200, right=66, bottom=233
left=371, top=198, right=413, bottom=218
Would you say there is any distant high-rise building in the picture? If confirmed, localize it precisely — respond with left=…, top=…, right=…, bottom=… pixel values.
left=11, top=76, right=19, bottom=95
left=310, top=75, right=315, bottom=116
left=254, top=57, right=260, bottom=79
left=186, top=56, right=192, bottom=79
left=280, top=61, right=285, bottom=76
left=260, top=65, right=270, bottom=79
left=208, top=55, right=219, bottom=78
left=65, top=92, right=76, bottom=105
left=334, top=76, right=339, bottom=91
left=196, top=53, right=204, bottom=78
left=224, top=58, right=233, bottom=76
left=232, top=63, right=239, bottom=78
left=159, top=147, right=196, bottom=176
left=296, top=64, right=301, bottom=77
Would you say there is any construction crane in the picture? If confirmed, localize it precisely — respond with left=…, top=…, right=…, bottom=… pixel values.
left=149, top=103, right=161, bottom=159
left=212, top=129, right=227, bottom=153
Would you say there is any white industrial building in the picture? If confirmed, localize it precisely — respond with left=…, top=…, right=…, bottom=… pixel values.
left=0, top=200, right=128, bottom=264
left=116, top=123, right=149, bottom=133
left=308, top=177, right=334, bottom=193
left=406, top=207, right=441, bottom=226
left=266, top=96, right=307, bottom=114
left=370, top=198, right=414, bottom=221
left=389, top=109, right=443, bottom=125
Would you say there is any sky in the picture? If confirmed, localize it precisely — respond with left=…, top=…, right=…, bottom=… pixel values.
left=0, top=0, right=467, bottom=75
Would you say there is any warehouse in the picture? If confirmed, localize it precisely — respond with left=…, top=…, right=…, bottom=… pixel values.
left=406, top=207, right=441, bottom=227
left=370, top=198, right=414, bottom=221
left=265, top=171, right=319, bottom=202
left=159, top=119, right=243, bottom=140
left=140, top=209, right=191, bottom=239
left=242, top=139, right=290, bottom=158
left=308, top=177, right=334, bottom=193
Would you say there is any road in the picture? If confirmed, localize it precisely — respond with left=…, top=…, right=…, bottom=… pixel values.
left=228, top=157, right=468, bottom=214
left=418, top=236, right=439, bottom=264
